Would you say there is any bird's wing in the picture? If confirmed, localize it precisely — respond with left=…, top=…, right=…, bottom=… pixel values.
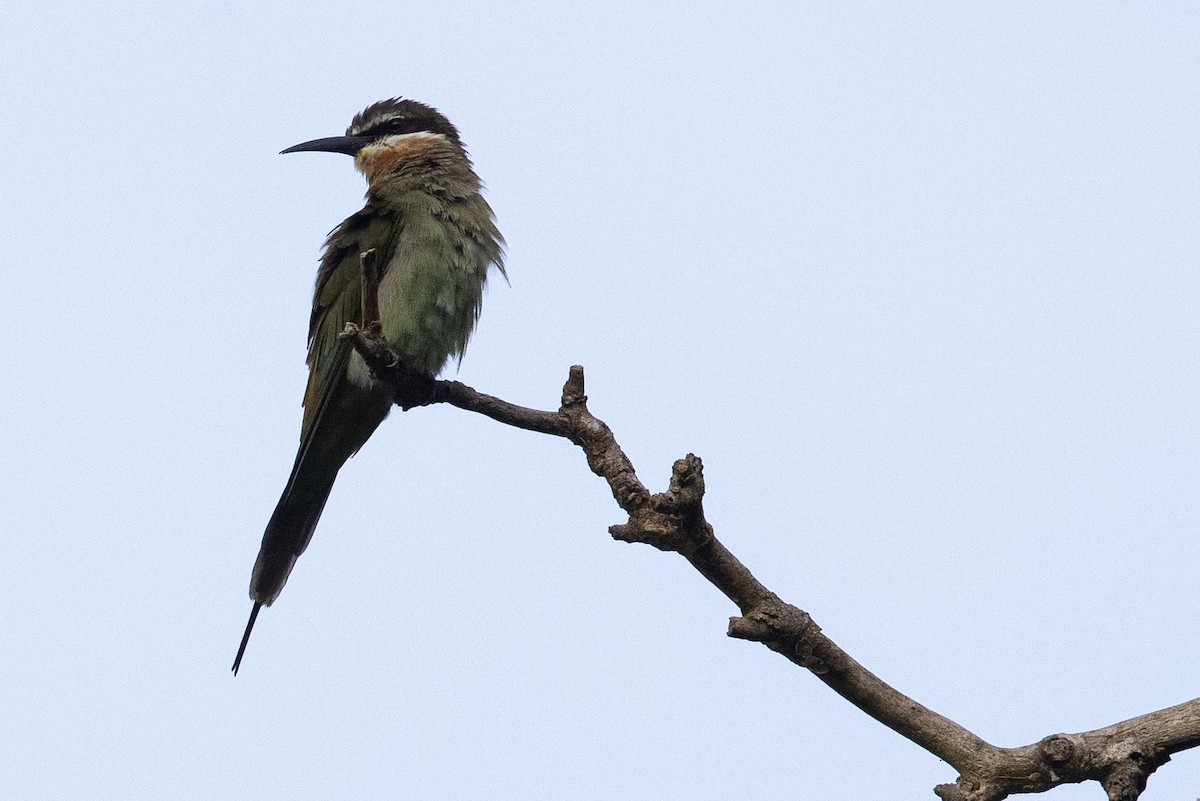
left=245, top=207, right=401, bottom=613
left=299, top=206, right=402, bottom=447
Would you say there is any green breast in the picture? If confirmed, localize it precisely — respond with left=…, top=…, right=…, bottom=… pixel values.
left=366, top=187, right=503, bottom=379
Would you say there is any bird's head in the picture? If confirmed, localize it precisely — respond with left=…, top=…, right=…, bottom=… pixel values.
left=282, top=98, right=465, bottom=182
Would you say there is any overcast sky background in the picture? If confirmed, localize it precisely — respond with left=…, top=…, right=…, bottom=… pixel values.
left=2, top=2, right=1198, bottom=799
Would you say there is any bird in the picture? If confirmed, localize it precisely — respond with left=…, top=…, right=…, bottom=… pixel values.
left=233, top=98, right=505, bottom=674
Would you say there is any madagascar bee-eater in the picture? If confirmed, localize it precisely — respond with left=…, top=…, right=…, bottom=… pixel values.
left=233, top=98, right=504, bottom=674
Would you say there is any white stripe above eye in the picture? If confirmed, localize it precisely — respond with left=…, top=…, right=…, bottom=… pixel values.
left=378, top=132, right=448, bottom=147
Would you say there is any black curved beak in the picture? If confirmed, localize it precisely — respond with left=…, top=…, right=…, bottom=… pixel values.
left=280, top=135, right=373, bottom=156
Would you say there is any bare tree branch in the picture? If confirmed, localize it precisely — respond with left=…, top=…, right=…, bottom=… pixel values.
left=339, top=250, right=1200, bottom=799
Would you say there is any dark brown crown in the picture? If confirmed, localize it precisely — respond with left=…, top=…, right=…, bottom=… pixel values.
left=347, top=98, right=463, bottom=148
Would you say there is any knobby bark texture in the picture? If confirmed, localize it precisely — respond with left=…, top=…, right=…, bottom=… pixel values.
left=337, top=250, right=1200, bottom=799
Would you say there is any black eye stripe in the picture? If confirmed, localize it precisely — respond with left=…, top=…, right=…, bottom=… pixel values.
left=373, top=117, right=420, bottom=136
left=352, top=110, right=458, bottom=144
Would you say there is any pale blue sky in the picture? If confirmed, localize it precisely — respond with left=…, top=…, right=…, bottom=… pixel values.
left=2, top=2, right=1198, bottom=798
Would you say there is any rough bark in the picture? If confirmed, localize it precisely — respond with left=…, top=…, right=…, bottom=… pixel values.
left=335, top=249, right=1200, bottom=799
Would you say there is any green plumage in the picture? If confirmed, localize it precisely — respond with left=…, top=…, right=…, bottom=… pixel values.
left=234, top=99, right=503, bottom=674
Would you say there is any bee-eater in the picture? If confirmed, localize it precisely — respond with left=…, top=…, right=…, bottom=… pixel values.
left=233, top=98, right=504, bottom=674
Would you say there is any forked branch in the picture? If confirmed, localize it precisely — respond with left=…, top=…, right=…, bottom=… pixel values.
left=341, top=249, right=1200, bottom=800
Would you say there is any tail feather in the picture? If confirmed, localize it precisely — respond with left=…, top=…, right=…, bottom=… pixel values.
left=251, top=462, right=340, bottom=605
left=232, top=382, right=392, bottom=674
left=232, top=602, right=261, bottom=674
left=231, top=460, right=338, bottom=675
